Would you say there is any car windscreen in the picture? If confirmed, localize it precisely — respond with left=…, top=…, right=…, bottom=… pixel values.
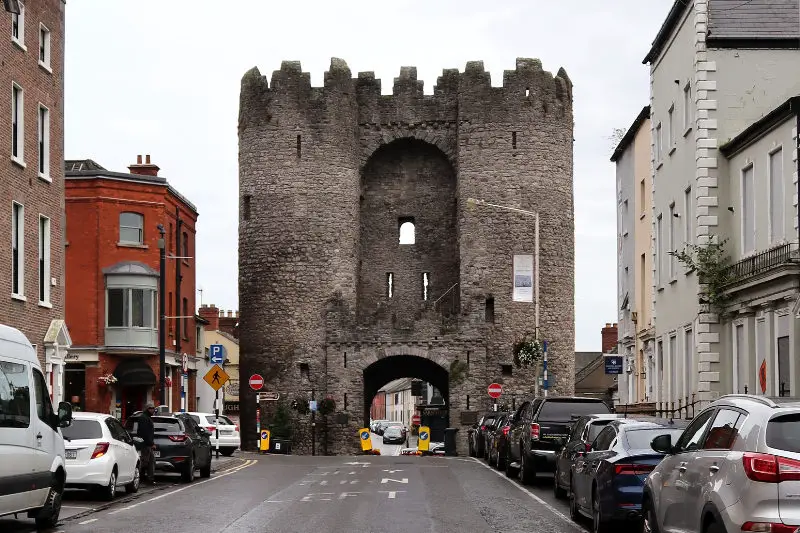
left=153, top=417, right=182, bottom=432
left=385, top=427, right=402, bottom=436
left=61, top=419, right=103, bottom=440
left=767, top=413, right=800, bottom=453
left=538, top=401, right=611, bottom=421
left=625, top=428, right=684, bottom=449
left=587, top=420, right=612, bottom=441
left=0, top=360, right=30, bottom=428
left=219, top=416, right=235, bottom=425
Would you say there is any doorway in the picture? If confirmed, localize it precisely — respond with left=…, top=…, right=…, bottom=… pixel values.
left=64, top=363, right=85, bottom=410
left=120, top=386, right=148, bottom=422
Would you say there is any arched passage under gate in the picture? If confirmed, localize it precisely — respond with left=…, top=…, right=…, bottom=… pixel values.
left=363, top=354, right=449, bottom=438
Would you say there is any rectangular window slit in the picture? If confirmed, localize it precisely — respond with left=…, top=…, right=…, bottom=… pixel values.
left=422, top=272, right=430, bottom=301
left=512, top=131, right=517, bottom=149
left=466, top=395, right=470, bottom=410
left=386, top=273, right=393, bottom=298
left=344, top=393, right=348, bottom=411
left=485, top=297, right=495, bottom=323
left=296, top=134, right=301, bottom=158
left=466, top=351, right=470, bottom=365
left=243, top=195, right=251, bottom=220
left=343, top=352, right=347, bottom=368
left=501, top=364, right=513, bottom=377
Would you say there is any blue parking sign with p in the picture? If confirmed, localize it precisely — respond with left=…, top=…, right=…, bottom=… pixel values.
left=209, top=344, right=225, bottom=365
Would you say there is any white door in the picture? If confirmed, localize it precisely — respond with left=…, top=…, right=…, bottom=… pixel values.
left=30, top=368, right=58, bottom=503
left=0, top=359, right=36, bottom=515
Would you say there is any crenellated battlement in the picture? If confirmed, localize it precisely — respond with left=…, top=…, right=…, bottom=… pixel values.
left=239, top=57, right=573, bottom=126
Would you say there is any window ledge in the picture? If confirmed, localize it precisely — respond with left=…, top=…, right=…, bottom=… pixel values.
left=656, top=161, right=664, bottom=171
left=117, top=242, right=148, bottom=249
left=38, top=301, right=52, bottom=309
left=683, top=126, right=693, bottom=138
left=38, top=60, right=52, bottom=74
left=12, top=38, right=26, bottom=52
left=11, top=156, right=26, bottom=169
left=11, top=293, right=27, bottom=302
left=669, top=146, right=676, bottom=156
left=38, top=173, right=52, bottom=183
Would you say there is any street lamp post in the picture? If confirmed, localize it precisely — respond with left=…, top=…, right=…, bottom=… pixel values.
left=466, top=198, right=548, bottom=396
left=157, top=224, right=167, bottom=406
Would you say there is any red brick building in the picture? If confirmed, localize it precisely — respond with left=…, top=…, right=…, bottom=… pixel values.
left=64, top=156, right=199, bottom=420
left=1, top=1, right=71, bottom=401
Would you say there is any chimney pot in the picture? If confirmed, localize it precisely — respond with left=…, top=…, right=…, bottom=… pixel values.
left=146, top=154, right=151, bottom=164
left=605, top=323, right=611, bottom=328
left=137, top=155, right=142, bottom=164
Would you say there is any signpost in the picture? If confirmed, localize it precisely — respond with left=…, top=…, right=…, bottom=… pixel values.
left=249, top=374, right=264, bottom=391
left=418, top=425, right=430, bottom=452
left=488, top=382, right=502, bottom=411
left=604, top=355, right=623, bottom=375
left=203, top=364, right=230, bottom=459
left=257, top=392, right=279, bottom=401
left=209, top=344, right=225, bottom=365
left=181, top=353, right=188, bottom=412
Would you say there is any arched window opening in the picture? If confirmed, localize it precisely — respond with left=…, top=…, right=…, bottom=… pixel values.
left=398, top=218, right=415, bottom=245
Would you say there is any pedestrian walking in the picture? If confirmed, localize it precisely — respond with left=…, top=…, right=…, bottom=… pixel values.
left=137, top=402, right=157, bottom=484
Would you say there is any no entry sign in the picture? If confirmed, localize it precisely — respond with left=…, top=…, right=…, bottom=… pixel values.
left=411, top=413, right=421, bottom=425
left=249, top=374, right=264, bottom=391
left=488, top=383, right=503, bottom=399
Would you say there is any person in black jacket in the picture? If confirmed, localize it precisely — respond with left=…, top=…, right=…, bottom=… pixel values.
left=137, top=402, right=156, bottom=483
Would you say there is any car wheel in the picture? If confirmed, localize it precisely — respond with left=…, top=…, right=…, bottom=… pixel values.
left=569, top=484, right=580, bottom=522
left=102, top=468, right=117, bottom=501
left=221, top=448, right=235, bottom=457
left=181, top=455, right=195, bottom=483
left=200, top=456, right=211, bottom=479
left=705, top=520, right=725, bottom=533
left=554, top=465, right=567, bottom=499
left=125, top=462, right=140, bottom=493
left=592, top=487, right=609, bottom=533
left=33, top=475, right=63, bottom=529
left=519, top=451, right=536, bottom=485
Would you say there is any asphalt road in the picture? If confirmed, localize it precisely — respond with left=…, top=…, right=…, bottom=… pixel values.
left=6, top=452, right=589, bottom=533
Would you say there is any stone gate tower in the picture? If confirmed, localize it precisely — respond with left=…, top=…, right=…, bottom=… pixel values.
left=238, top=57, right=574, bottom=454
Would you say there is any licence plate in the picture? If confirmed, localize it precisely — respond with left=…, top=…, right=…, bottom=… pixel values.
left=153, top=450, right=160, bottom=458
left=65, top=450, right=77, bottom=460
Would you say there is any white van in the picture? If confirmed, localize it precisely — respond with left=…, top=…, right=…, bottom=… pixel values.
left=0, top=324, right=73, bottom=528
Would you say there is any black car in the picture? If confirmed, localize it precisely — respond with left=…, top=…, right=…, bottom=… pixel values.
left=554, top=414, right=623, bottom=499
left=569, top=418, right=687, bottom=533
left=506, top=396, right=612, bottom=484
left=382, top=425, right=405, bottom=444
left=468, top=412, right=502, bottom=458
left=125, top=412, right=213, bottom=482
left=487, top=413, right=513, bottom=469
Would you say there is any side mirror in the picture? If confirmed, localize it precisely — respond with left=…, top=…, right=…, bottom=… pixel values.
left=57, top=401, right=73, bottom=428
left=651, top=434, right=674, bottom=455
left=132, top=436, right=144, bottom=450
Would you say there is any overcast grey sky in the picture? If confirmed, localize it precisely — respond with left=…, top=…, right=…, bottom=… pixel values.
left=64, top=0, right=674, bottom=351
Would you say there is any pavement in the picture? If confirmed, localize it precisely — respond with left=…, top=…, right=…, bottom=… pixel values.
left=2, top=450, right=588, bottom=533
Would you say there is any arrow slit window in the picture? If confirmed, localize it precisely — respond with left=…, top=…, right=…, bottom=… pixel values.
left=422, top=272, right=430, bottom=300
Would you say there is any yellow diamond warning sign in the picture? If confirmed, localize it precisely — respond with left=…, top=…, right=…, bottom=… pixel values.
left=203, top=364, right=229, bottom=392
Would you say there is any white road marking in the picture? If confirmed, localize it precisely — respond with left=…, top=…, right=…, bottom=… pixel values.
left=382, top=469, right=404, bottom=473
left=469, top=457, right=582, bottom=529
left=106, top=459, right=255, bottom=515
left=63, top=505, right=94, bottom=510
left=378, top=490, right=406, bottom=499
left=380, top=477, right=408, bottom=484
left=78, top=518, right=98, bottom=525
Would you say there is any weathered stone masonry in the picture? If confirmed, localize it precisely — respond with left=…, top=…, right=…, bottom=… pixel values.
left=238, top=57, right=575, bottom=454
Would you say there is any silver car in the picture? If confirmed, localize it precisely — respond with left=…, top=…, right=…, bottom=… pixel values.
left=643, top=394, right=800, bottom=533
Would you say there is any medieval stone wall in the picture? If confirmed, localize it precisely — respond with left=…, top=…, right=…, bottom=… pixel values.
left=238, top=57, right=574, bottom=455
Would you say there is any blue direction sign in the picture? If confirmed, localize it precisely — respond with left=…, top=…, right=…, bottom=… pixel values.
left=604, top=355, right=624, bottom=375
left=419, top=430, right=429, bottom=441
left=360, top=430, right=370, bottom=440
left=209, top=344, right=225, bottom=365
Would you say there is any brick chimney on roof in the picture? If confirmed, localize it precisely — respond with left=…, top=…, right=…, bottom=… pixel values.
left=128, top=154, right=160, bottom=177
left=601, top=322, right=618, bottom=354
left=198, top=304, right=220, bottom=331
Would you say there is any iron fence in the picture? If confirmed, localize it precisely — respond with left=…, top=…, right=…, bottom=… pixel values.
left=724, top=242, right=799, bottom=283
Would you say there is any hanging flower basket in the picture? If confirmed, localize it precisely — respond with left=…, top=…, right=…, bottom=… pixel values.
left=98, top=374, right=118, bottom=386
left=318, top=397, right=336, bottom=416
left=165, top=377, right=172, bottom=387
left=512, top=335, right=544, bottom=368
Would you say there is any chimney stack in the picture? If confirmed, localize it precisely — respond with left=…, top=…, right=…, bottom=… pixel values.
left=601, top=322, right=618, bottom=354
left=198, top=304, right=220, bottom=331
left=128, top=153, right=160, bottom=177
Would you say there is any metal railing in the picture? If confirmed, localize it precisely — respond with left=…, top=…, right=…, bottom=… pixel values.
left=619, top=394, right=701, bottom=420
left=724, top=243, right=800, bottom=284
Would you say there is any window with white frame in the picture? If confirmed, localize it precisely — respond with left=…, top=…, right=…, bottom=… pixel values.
left=683, top=186, right=692, bottom=247
left=669, top=334, right=677, bottom=402
left=769, top=148, right=784, bottom=244
left=107, top=288, right=157, bottom=328
left=11, top=2, right=24, bottom=46
left=11, top=83, right=24, bottom=162
left=38, top=23, right=50, bottom=69
left=734, top=323, right=745, bottom=393
left=668, top=203, right=675, bottom=279
left=742, top=165, right=755, bottom=254
left=37, top=104, right=49, bottom=179
left=38, top=215, right=50, bottom=304
left=668, top=105, right=675, bottom=149
left=655, top=123, right=662, bottom=161
left=684, top=327, right=693, bottom=399
left=11, top=202, right=24, bottom=297
left=639, top=179, right=646, bottom=217
left=119, top=212, right=144, bottom=245
left=756, top=317, right=766, bottom=394
left=622, top=199, right=628, bottom=235
left=655, top=214, right=662, bottom=286
left=683, top=82, right=692, bottom=132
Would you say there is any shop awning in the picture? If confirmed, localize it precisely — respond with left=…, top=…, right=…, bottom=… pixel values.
left=113, top=359, right=157, bottom=386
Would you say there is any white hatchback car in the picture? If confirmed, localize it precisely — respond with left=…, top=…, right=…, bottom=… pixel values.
left=62, top=412, right=142, bottom=500
left=185, top=412, right=240, bottom=456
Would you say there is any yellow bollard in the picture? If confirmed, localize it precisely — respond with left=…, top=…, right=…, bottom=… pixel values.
left=359, top=428, right=373, bottom=452
left=259, top=429, right=270, bottom=453
left=418, top=425, right=430, bottom=452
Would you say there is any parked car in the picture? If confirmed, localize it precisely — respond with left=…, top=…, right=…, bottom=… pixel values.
left=643, top=394, right=800, bottom=533
left=468, top=412, right=502, bottom=458
left=383, top=425, right=405, bottom=444
left=0, top=324, right=73, bottom=529
left=569, top=418, right=686, bottom=532
left=186, top=412, right=240, bottom=456
left=62, top=412, right=143, bottom=500
left=124, top=412, right=212, bottom=482
left=506, top=396, right=612, bottom=484
left=487, top=413, right=513, bottom=469
left=554, top=414, right=624, bottom=498
left=371, top=419, right=388, bottom=433
left=383, top=421, right=407, bottom=439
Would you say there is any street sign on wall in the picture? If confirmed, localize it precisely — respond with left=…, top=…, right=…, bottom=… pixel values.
left=487, top=383, right=502, bottom=399
left=249, top=374, right=264, bottom=391
left=411, top=413, right=421, bottom=425
left=209, top=344, right=225, bottom=365
left=604, top=355, right=623, bottom=375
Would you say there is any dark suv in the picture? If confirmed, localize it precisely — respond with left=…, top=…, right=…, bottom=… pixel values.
left=506, top=396, right=612, bottom=485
